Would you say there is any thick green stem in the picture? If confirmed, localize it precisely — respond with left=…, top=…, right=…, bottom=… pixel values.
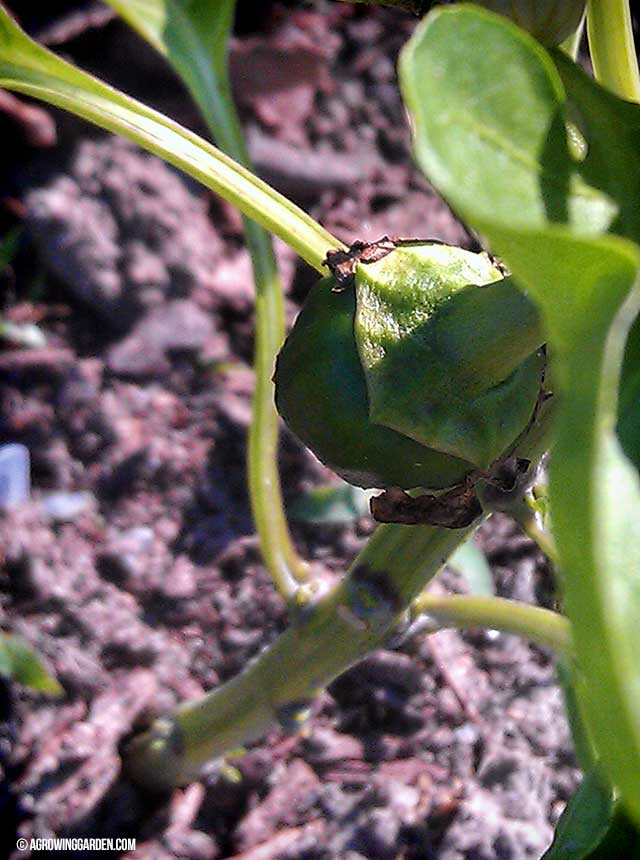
left=412, top=593, right=571, bottom=655
left=587, top=0, right=640, bottom=102
left=105, top=0, right=310, bottom=596
left=124, top=519, right=477, bottom=789
left=0, top=5, right=343, bottom=272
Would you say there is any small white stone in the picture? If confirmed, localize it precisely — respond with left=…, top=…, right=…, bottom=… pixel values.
left=0, top=443, right=31, bottom=509
left=42, top=490, right=94, bottom=522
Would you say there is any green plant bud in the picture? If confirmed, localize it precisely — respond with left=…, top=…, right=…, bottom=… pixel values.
left=275, top=242, right=545, bottom=491
left=471, top=0, right=586, bottom=45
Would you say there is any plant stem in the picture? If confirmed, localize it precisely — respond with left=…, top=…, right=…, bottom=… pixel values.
left=124, top=519, right=478, bottom=789
left=0, top=5, right=343, bottom=272
left=518, top=509, right=558, bottom=563
left=587, top=0, right=640, bottom=102
left=106, top=0, right=309, bottom=596
left=561, top=12, right=585, bottom=60
left=196, top=25, right=311, bottom=597
left=412, top=593, right=571, bottom=655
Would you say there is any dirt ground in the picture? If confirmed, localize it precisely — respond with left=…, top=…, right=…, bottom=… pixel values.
left=1, top=2, right=579, bottom=858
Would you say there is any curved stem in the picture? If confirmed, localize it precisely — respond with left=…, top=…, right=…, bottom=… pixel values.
left=197, top=24, right=311, bottom=595
left=105, top=0, right=310, bottom=596
left=517, top=509, right=558, bottom=563
left=587, top=0, right=640, bottom=102
left=0, top=5, right=343, bottom=272
left=412, top=593, right=571, bottom=656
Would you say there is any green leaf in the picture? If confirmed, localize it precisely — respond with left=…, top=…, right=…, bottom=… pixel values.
left=448, top=536, right=494, bottom=596
left=556, top=660, right=597, bottom=773
left=289, top=483, right=373, bottom=525
left=585, top=806, right=640, bottom=858
left=400, top=4, right=640, bottom=821
left=0, top=633, right=63, bottom=695
left=0, top=4, right=335, bottom=272
left=542, top=769, right=614, bottom=860
left=401, top=8, right=615, bottom=238
left=102, top=0, right=238, bottom=148
left=543, top=765, right=640, bottom=860
left=618, top=313, right=640, bottom=469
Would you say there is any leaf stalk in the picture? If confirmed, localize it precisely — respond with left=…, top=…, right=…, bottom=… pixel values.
left=412, top=593, right=571, bottom=656
left=587, top=0, right=640, bottom=102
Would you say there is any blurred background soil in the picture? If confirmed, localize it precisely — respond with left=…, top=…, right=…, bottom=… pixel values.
left=1, top=2, right=580, bottom=858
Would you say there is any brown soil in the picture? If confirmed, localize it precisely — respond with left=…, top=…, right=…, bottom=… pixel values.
left=1, top=3, right=578, bottom=858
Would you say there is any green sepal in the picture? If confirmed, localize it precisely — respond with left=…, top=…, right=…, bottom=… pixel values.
left=354, top=243, right=544, bottom=466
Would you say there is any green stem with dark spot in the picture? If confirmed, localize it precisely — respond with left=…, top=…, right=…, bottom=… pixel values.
left=124, top=518, right=477, bottom=788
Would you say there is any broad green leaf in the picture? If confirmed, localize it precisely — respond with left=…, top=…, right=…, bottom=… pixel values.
left=448, top=536, right=494, bottom=596
left=400, top=7, right=615, bottom=237
left=0, top=633, right=62, bottom=695
left=289, top=483, right=373, bottom=525
left=0, top=4, right=335, bottom=272
left=400, top=4, right=640, bottom=821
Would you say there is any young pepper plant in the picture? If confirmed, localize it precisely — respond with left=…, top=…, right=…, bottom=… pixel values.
left=0, top=1, right=621, bottom=838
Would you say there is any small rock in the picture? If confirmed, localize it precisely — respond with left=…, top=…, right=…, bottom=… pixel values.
left=303, top=727, right=364, bottom=766
left=0, top=443, right=30, bottom=509
left=41, top=490, right=94, bottom=522
left=350, top=807, right=401, bottom=860
left=106, top=300, right=224, bottom=377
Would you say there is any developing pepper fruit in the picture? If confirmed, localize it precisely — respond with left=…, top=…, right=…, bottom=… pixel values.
left=274, top=240, right=545, bottom=493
